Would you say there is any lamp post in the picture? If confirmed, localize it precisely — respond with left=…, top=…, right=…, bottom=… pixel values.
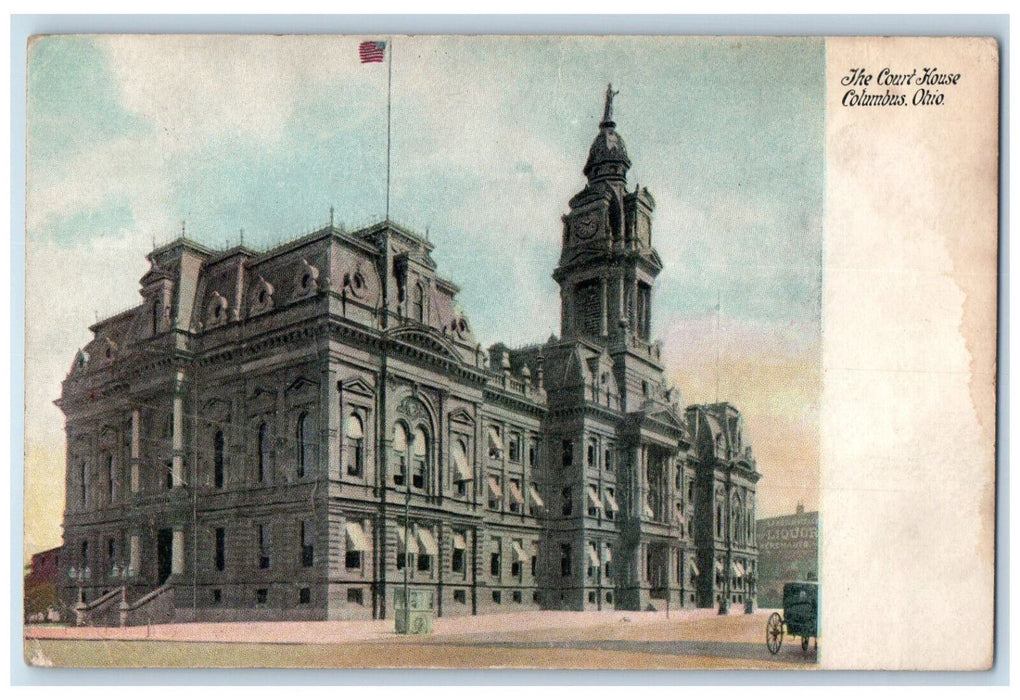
left=110, top=562, right=136, bottom=626
left=68, top=565, right=91, bottom=626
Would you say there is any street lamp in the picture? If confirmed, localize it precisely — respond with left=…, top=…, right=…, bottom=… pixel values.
left=68, top=565, right=91, bottom=626
left=110, top=561, right=136, bottom=626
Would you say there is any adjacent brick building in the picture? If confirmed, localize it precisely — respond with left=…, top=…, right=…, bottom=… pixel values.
left=755, top=505, right=818, bottom=608
left=57, top=86, right=760, bottom=623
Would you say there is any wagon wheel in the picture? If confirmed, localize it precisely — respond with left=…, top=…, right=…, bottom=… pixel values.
left=766, top=612, right=784, bottom=654
left=801, top=636, right=809, bottom=652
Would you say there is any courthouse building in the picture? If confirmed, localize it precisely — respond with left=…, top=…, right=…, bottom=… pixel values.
left=57, top=87, right=760, bottom=623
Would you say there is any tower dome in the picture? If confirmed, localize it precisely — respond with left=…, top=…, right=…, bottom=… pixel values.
left=583, top=84, right=631, bottom=182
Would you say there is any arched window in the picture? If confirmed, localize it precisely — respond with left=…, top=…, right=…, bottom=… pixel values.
left=214, top=430, right=225, bottom=488
left=345, top=413, right=364, bottom=477
left=413, top=283, right=425, bottom=323
left=392, top=423, right=408, bottom=486
left=412, top=426, right=428, bottom=489
left=715, top=501, right=724, bottom=538
left=257, top=422, right=269, bottom=483
left=296, top=412, right=314, bottom=478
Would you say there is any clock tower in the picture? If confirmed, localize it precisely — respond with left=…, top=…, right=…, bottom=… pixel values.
left=555, top=84, right=661, bottom=349
left=555, top=85, right=661, bottom=355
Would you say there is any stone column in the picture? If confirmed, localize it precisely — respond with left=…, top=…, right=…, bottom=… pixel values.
left=130, top=408, right=141, bottom=493
left=172, top=371, right=185, bottom=488
left=129, top=534, right=141, bottom=575
left=171, top=529, right=185, bottom=576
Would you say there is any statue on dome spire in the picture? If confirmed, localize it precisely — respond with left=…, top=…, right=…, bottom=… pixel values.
left=601, top=83, right=619, bottom=125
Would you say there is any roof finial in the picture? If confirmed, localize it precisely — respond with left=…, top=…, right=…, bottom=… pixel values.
left=329, top=205, right=335, bottom=228
left=181, top=220, right=186, bottom=238
left=602, top=83, right=619, bottom=126
left=240, top=228, right=244, bottom=247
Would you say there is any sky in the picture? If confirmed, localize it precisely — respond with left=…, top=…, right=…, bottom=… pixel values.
left=24, top=35, right=824, bottom=558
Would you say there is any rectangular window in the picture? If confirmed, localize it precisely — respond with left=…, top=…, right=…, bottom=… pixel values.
left=397, top=552, right=406, bottom=570
left=256, top=588, right=268, bottom=604
left=452, top=548, right=465, bottom=573
left=490, top=552, right=500, bottom=577
left=417, top=554, right=431, bottom=572
left=347, top=588, right=363, bottom=605
left=512, top=590, right=522, bottom=603
left=531, top=554, right=537, bottom=578
left=300, top=587, right=312, bottom=604
left=511, top=560, right=521, bottom=578
left=604, top=447, right=614, bottom=472
left=508, top=433, right=521, bottom=462
left=345, top=550, right=362, bottom=569
left=107, top=537, right=115, bottom=566
left=560, top=544, right=572, bottom=577
left=562, top=440, right=573, bottom=467
left=488, top=476, right=502, bottom=510
left=215, top=528, right=225, bottom=571
left=587, top=441, right=596, bottom=468
left=453, top=589, right=467, bottom=604
left=412, top=459, right=425, bottom=489
left=301, top=521, right=314, bottom=568
left=561, top=486, right=573, bottom=516
left=257, top=524, right=270, bottom=569
left=528, top=442, right=537, bottom=467
left=212, top=589, right=222, bottom=604
left=508, top=479, right=523, bottom=514
left=492, top=590, right=502, bottom=604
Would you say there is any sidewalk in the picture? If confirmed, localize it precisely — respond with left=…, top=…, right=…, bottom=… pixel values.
left=25, top=606, right=735, bottom=645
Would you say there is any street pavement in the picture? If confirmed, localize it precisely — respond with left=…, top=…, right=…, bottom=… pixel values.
left=25, top=608, right=818, bottom=670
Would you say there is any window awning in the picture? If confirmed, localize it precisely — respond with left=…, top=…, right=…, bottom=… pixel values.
left=345, top=522, right=369, bottom=551
left=587, top=485, right=603, bottom=511
left=416, top=527, right=439, bottom=556
left=412, top=428, right=427, bottom=456
left=715, top=560, right=725, bottom=573
left=643, top=498, right=654, bottom=518
left=452, top=445, right=472, bottom=481
left=487, top=476, right=503, bottom=499
left=487, top=426, right=503, bottom=452
left=452, top=532, right=467, bottom=550
left=604, top=490, right=619, bottom=512
left=689, top=559, right=700, bottom=576
left=587, top=543, right=601, bottom=567
left=393, top=424, right=407, bottom=452
left=396, top=527, right=419, bottom=554
left=344, top=414, right=364, bottom=439
left=508, top=481, right=525, bottom=505
left=603, top=545, right=612, bottom=563
left=528, top=484, right=545, bottom=508
left=512, top=541, right=527, bottom=562
left=731, top=561, right=745, bottom=577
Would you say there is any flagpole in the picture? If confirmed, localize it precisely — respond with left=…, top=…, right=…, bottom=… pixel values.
left=386, top=37, right=393, bottom=223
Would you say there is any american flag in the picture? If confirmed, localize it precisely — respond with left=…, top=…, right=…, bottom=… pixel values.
left=359, top=40, right=386, bottom=64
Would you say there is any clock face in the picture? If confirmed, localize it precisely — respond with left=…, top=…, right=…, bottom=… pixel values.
left=572, top=213, right=601, bottom=241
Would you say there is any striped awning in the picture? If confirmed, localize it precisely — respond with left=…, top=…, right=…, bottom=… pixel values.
left=452, top=445, right=472, bottom=481
left=587, top=543, right=601, bottom=567
left=345, top=522, right=369, bottom=551
left=487, top=476, right=503, bottom=499
left=731, top=561, right=745, bottom=577
left=528, top=484, right=545, bottom=508
left=508, top=481, right=525, bottom=505
left=487, top=426, right=503, bottom=453
left=396, top=527, right=419, bottom=554
left=715, top=560, right=725, bottom=573
left=344, top=414, right=364, bottom=439
left=587, top=485, right=602, bottom=511
left=689, top=559, right=700, bottom=576
left=643, top=499, right=654, bottom=518
left=604, top=490, right=619, bottom=512
left=512, top=541, right=528, bottom=563
left=416, top=527, right=438, bottom=556
left=452, top=532, right=467, bottom=549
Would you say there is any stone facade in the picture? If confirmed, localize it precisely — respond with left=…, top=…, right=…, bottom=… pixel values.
left=57, top=87, right=760, bottom=622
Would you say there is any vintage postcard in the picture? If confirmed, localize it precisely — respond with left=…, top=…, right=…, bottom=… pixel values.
left=21, top=34, right=998, bottom=672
